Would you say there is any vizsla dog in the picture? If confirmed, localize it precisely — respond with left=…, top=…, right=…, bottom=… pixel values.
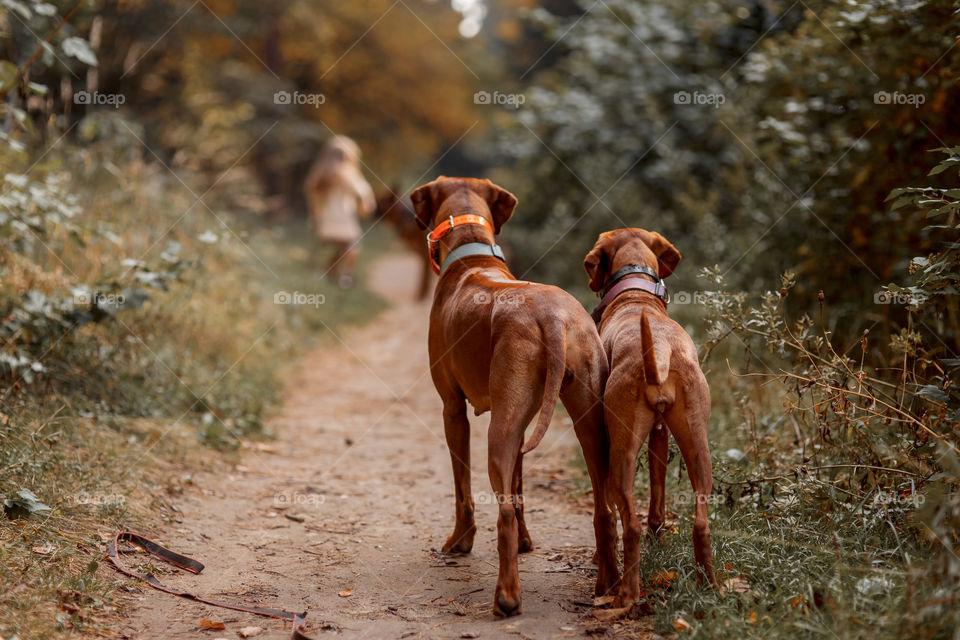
left=411, top=176, right=618, bottom=617
left=584, top=228, right=716, bottom=605
left=374, top=189, right=433, bottom=299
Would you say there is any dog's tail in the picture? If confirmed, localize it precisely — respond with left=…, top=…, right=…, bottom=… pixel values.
left=521, top=322, right=566, bottom=454
left=640, top=311, right=662, bottom=386
left=640, top=311, right=675, bottom=413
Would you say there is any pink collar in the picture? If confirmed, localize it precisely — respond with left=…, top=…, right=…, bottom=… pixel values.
left=591, top=277, right=669, bottom=323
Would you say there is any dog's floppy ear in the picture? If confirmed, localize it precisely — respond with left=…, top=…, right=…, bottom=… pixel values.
left=643, top=231, right=682, bottom=278
left=584, top=234, right=614, bottom=292
left=410, top=178, right=444, bottom=230
left=484, top=181, right=518, bottom=235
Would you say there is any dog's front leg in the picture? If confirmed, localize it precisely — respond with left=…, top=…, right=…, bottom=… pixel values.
left=442, top=396, right=476, bottom=554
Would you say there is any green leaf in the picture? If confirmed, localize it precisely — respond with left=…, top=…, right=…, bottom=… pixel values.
left=3, top=488, right=52, bottom=519
left=61, top=37, right=98, bottom=67
left=917, top=385, right=949, bottom=404
left=928, top=158, right=959, bottom=176
left=0, top=60, right=19, bottom=93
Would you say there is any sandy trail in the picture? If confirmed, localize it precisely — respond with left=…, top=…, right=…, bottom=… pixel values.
left=117, top=251, right=626, bottom=640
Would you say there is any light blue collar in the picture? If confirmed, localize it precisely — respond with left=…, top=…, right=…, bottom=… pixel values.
left=440, top=242, right=506, bottom=274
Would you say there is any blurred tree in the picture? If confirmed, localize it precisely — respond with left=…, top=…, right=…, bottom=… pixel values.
left=493, top=0, right=959, bottom=352
left=4, top=0, right=486, bottom=213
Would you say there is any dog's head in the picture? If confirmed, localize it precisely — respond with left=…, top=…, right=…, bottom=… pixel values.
left=409, top=176, right=517, bottom=233
left=583, top=228, right=681, bottom=292
left=374, top=186, right=408, bottom=220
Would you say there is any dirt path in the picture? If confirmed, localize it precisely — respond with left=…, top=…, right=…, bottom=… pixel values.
left=117, top=251, right=631, bottom=640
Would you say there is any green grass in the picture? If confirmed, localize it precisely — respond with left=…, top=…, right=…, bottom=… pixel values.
left=568, top=330, right=951, bottom=639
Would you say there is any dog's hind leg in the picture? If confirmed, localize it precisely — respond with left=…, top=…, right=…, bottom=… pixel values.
left=562, top=376, right=619, bottom=599
left=512, top=449, right=534, bottom=553
left=605, top=386, right=655, bottom=605
left=664, top=382, right=716, bottom=587
left=647, top=423, right=669, bottom=537
left=488, top=400, right=535, bottom=617
left=441, top=395, right=476, bottom=554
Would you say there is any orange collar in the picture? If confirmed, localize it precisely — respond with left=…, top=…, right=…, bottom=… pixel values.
left=426, top=214, right=494, bottom=274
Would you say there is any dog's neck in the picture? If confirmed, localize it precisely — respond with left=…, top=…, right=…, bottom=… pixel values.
left=433, top=211, right=498, bottom=270
left=593, top=270, right=667, bottom=325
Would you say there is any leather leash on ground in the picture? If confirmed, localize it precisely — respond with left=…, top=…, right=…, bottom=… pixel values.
left=107, top=530, right=314, bottom=640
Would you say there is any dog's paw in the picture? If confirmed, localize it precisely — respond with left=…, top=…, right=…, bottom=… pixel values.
left=493, top=593, right=522, bottom=617
left=442, top=530, right=475, bottom=554
left=517, top=535, right=534, bottom=554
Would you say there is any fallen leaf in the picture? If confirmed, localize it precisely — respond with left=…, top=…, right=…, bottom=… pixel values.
left=338, top=588, right=353, bottom=598
left=237, top=627, right=262, bottom=638
left=284, top=513, right=305, bottom=523
left=674, top=616, right=691, bottom=631
left=593, top=594, right=617, bottom=607
left=790, top=595, right=804, bottom=608
left=592, top=606, right=631, bottom=621
left=32, top=544, right=56, bottom=555
left=721, top=576, right=751, bottom=594
left=652, top=570, right=678, bottom=587
left=198, top=618, right=225, bottom=630
left=747, top=611, right=757, bottom=624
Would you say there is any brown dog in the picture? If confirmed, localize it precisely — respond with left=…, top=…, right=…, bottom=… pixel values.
left=584, top=228, right=716, bottom=605
left=374, top=189, right=433, bottom=299
left=411, top=176, right=618, bottom=617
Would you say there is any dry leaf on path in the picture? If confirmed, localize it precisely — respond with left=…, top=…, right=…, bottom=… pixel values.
left=338, top=588, right=353, bottom=597
left=237, top=626, right=263, bottom=638
left=32, top=544, right=55, bottom=555
left=198, top=618, right=225, bottom=630
left=592, top=606, right=631, bottom=621
left=674, top=616, right=691, bottom=631
left=593, top=594, right=617, bottom=607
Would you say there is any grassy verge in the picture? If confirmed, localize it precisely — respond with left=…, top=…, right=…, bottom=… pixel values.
left=569, top=287, right=954, bottom=639
left=0, top=127, right=389, bottom=639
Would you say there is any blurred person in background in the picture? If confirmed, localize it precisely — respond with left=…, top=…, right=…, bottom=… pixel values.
left=304, top=135, right=376, bottom=289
